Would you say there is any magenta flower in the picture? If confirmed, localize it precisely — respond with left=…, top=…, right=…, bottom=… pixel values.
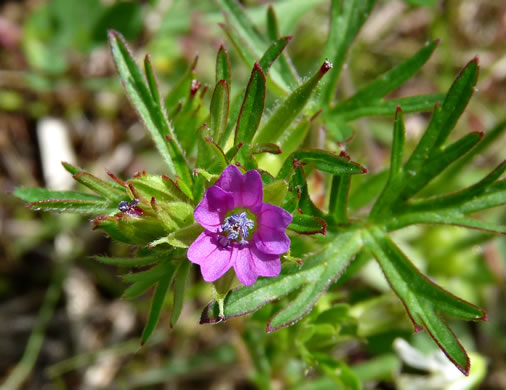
left=187, top=165, right=292, bottom=286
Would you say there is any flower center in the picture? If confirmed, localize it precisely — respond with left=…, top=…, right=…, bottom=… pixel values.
left=221, top=212, right=255, bottom=244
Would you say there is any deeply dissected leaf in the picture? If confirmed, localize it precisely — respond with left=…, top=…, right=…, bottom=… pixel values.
left=363, top=227, right=486, bottom=375
left=13, top=187, right=104, bottom=203
left=266, top=5, right=300, bottom=88
left=108, top=30, right=191, bottom=186
left=404, top=59, right=478, bottom=176
left=223, top=35, right=293, bottom=146
left=62, top=162, right=127, bottom=202
left=331, top=40, right=439, bottom=113
left=288, top=214, right=327, bottom=235
left=215, top=44, right=231, bottom=86
left=277, top=149, right=367, bottom=180
left=371, top=59, right=481, bottom=217
left=165, top=56, right=198, bottom=111
left=95, top=254, right=164, bottom=267
left=201, top=231, right=362, bottom=329
left=254, top=60, right=333, bottom=144
left=141, top=261, right=180, bottom=344
left=320, top=0, right=376, bottom=105
left=399, top=131, right=483, bottom=200
left=216, top=0, right=291, bottom=94
left=26, top=199, right=115, bottom=215
left=170, top=261, right=191, bottom=327
left=210, top=80, right=230, bottom=145
left=329, top=94, right=444, bottom=122
left=235, top=63, right=266, bottom=145
left=328, top=174, right=351, bottom=223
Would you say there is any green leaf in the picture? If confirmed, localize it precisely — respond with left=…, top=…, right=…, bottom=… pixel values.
left=122, top=279, right=155, bottom=299
left=399, top=131, right=483, bottom=200
left=348, top=170, right=389, bottom=211
left=386, top=210, right=506, bottom=234
left=363, top=227, right=486, bottom=375
left=215, top=44, right=231, bottom=86
left=216, top=0, right=290, bottom=95
left=277, top=149, right=367, bottom=180
left=431, top=120, right=506, bottom=189
left=266, top=5, right=300, bottom=88
left=258, top=36, right=292, bottom=73
left=210, top=80, right=230, bottom=145
left=312, top=354, right=361, bottom=390
left=390, top=107, right=406, bottom=179
left=250, top=143, right=281, bottom=155
left=222, top=35, right=294, bottom=146
left=331, top=40, right=439, bottom=112
left=92, top=1, right=142, bottom=43
left=62, top=162, right=127, bottom=201
left=234, top=63, right=266, bottom=145
left=288, top=214, right=327, bottom=235
left=108, top=30, right=191, bottom=186
left=400, top=161, right=506, bottom=213
left=27, top=199, right=114, bottom=214
left=141, top=261, right=180, bottom=345
left=433, top=58, right=479, bottom=148
left=13, top=187, right=104, bottom=203
left=277, top=118, right=312, bottom=161
left=201, top=231, right=362, bottom=329
left=404, top=59, right=478, bottom=176
left=320, top=0, right=376, bottom=105
left=165, top=56, right=198, bottom=111
left=95, top=253, right=165, bottom=267
left=170, top=261, right=191, bottom=327
left=328, top=174, right=351, bottom=223
left=254, top=60, right=332, bottom=144
left=144, top=55, right=161, bottom=106
left=328, top=93, right=444, bottom=122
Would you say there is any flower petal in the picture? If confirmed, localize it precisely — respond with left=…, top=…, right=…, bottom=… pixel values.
left=233, top=245, right=258, bottom=286
left=187, top=232, right=234, bottom=282
left=250, top=244, right=281, bottom=277
left=194, top=185, right=233, bottom=232
left=216, top=165, right=263, bottom=210
left=252, top=227, right=290, bottom=255
left=257, top=203, right=293, bottom=230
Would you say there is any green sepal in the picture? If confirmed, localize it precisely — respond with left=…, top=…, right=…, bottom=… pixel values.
left=165, top=224, right=204, bottom=248
left=128, top=172, right=192, bottom=203
left=93, top=213, right=167, bottom=245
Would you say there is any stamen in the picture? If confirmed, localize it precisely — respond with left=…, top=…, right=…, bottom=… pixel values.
left=221, top=212, right=255, bottom=243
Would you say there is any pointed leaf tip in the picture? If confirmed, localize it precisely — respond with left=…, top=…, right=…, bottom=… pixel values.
left=320, top=59, right=333, bottom=74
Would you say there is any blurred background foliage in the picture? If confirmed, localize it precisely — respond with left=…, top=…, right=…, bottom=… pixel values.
left=1, top=0, right=505, bottom=389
